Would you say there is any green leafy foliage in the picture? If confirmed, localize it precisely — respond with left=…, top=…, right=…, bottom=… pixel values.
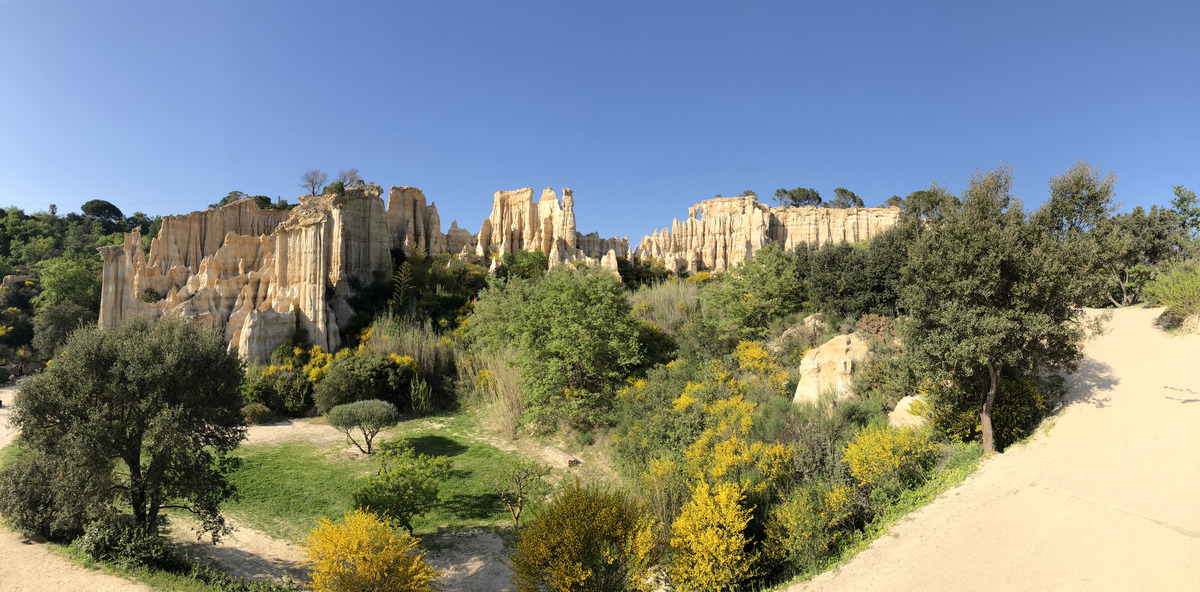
left=327, top=399, right=401, bottom=454
left=927, top=373, right=1050, bottom=451
left=900, top=165, right=1092, bottom=453
left=72, top=515, right=187, bottom=571
left=706, top=244, right=803, bottom=339
left=1144, top=262, right=1200, bottom=326
left=10, top=316, right=246, bottom=540
left=313, top=354, right=414, bottom=414
left=774, top=187, right=822, bottom=208
left=0, top=448, right=108, bottom=540
left=469, top=266, right=644, bottom=430
left=353, top=440, right=453, bottom=534
left=485, top=458, right=552, bottom=528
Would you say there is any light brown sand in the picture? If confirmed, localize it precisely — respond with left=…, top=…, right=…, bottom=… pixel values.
left=784, top=306, right=1200, bottom=592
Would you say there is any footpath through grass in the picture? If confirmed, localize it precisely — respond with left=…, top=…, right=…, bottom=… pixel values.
left=225, top=413, right=525, bottom=542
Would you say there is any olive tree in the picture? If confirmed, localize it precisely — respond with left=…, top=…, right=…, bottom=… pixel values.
left=9, top=316, right=246, bottom=540
left=901, top=166, right=1096, bottom=454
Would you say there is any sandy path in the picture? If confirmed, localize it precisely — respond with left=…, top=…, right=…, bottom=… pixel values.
left=0, top=384, right=155, bottom=592
left=785, top=306, right=1200, bottom=592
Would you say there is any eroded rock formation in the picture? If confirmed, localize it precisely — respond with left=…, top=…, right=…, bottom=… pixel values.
left=792, top=333, right=871, bottom=405
left=636, top=196, right=900, bottom=274
left=99, top=184, right=627, bottom=361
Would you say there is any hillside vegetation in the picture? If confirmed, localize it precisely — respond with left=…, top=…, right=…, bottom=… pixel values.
left=1, top=166, right=1198, bottom=591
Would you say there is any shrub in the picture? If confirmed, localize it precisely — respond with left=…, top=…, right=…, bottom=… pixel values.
left=1144, top=262, right=1200, bottom=326
left=770, top=482, right=858, bottom=570
left=327, top=399, right=400, bottom=454
left=314, top=354, right=414, bottom=414
left=842, top=425, right=937, bottom=497
left=0, top=448, right=106, bottom=541
left=242, top=402, right=273, bottom=425
left=485, top=458, right=551, bottom=528
left=510, top=481, right=661, bottom=592
left=139, top=287, right=163, bottom=303
left=928, top=373, right=1050, bottom=451
left=669, top=481, right=755, bottom=592
left=705, top=244, right=804, bottom=339
left=302, top=508, right=439, bottom=592
left=855, top=313, right=894, bottom=341
left=72, top=516, right=186, bottom=571
left=243, top=366, right=314, bottom=417
left=352, top=441, right=452, bottom=535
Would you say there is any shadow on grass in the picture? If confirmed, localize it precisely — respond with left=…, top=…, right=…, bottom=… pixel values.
left=403, top=434, right=469, bottom=457
left=440, top=491, right=502, bottom=521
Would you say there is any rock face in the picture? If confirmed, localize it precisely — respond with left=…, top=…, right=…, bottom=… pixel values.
left=100, top=187, right=390, bottom=359
left=636, top=196, right=900, bottom=274
left=98, top=184, right=628, bottom=362
left=888, top=395, right=928, bottom=428
left=792, top=333, right=871, bottom=405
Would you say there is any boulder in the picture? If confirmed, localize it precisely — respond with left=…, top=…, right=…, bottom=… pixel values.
left=888, top=395, right=928, bottom=428
left=792, top=333, right=871, bottom=405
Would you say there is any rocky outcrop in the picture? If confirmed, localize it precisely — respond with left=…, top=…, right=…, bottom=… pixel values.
left=99, top=187, right=391, bottom=360
left=98, top=184, right=628, bottom=362
left=636, top=196, right=900, bottom=274
left=475, top=187, right=629, bottom=267
left=792, top=333, right=871, bottom=405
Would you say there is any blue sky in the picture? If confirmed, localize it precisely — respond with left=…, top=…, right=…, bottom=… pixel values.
left=2, top=0, right=1197, bottom=242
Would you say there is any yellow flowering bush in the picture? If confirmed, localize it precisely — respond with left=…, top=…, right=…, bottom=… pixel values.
left=771, top=483, right=857, bottom=569
left=842, top=425, right=937, bottom=494
left=669, top=480, right=755, bottom=592
left=301, top=508, right=439, bottom=592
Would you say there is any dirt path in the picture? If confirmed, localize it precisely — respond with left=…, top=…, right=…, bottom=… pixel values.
left=785, top=306, right=1200, bottom=592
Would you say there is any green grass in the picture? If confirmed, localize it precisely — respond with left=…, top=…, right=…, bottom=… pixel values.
left=224, top=413, right=524, bottom=542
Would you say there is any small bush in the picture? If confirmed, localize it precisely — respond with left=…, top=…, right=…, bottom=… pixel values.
left=0, top=448, right=106, bottom=541
left=353, top=441, right=452, bottom=535
left=242, top=366, right=313, bottom=417
left=1144, top=262, right=1200, bottom=327
left=669, top=481, right=755, bottom=592
left=855, top=313, right=894, bottom=341
left=72, top=516, right=186, bottom=571
left=842, top=425, right=938, bottom=497
left=327, top=399, right=401, bottom=454
left=510, top=481, right=661, bottom=592
left=770, top=482, right=858, bottom=570
left=139, top=287, right=163, bottom=303
left=302, top=508, right=439, bottom=592
left=242, top=402, right=273, bottom=425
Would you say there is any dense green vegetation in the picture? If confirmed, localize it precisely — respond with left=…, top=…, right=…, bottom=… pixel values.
left=2, top=165, right=1199, bottom=591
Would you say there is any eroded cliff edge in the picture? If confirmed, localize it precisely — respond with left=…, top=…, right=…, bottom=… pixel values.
left=99, top=187, right=898, bottom=361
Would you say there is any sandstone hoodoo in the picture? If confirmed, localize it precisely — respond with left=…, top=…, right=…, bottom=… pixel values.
left=98, top=184, right=628, bottom=362
left=635, top=195, right=900, bottom=274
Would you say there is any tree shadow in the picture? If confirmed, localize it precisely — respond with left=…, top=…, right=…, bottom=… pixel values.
left=439, top=490, right=502, bottom=522
left=1059, top=356, right=1118, bottom=409
left=405, top=434, right=469, bottom=457
left=173, top=537, right=308, bottom=585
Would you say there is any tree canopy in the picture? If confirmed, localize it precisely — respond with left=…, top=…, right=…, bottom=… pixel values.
left=10, top=316, right=246, bottom=539
left=774, top=187, right=822, bottom=208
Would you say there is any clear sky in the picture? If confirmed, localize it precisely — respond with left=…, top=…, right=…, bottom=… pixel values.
left=2, top=0, right=1197, bottom=243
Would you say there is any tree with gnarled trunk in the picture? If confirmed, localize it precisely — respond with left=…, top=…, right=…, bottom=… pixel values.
left=900, top=165, right=1097, bottom=454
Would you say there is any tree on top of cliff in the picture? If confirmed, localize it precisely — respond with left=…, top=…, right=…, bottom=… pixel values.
left=774, top=187, right=822, bottom=208
left=301, top=169, right=328, bottom=196
left=830, top=188, right=865, bottom=209
left=338, top=168, right=364, bottom=186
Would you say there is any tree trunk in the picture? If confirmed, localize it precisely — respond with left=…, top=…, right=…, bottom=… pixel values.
left=981, top=363, right=1000, bottom=454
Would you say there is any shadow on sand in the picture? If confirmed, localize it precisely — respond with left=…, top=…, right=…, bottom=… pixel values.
left=1059, top=356, right=1118, bottom=409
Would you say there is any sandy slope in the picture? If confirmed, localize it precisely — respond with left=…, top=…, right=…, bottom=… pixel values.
left=785, top=306, right=1200, bottom=592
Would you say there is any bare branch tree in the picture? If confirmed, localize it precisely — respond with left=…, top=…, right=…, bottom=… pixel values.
left=337, top=168, right=362, bottom=186
left=300, top=169, right=328, bottom=196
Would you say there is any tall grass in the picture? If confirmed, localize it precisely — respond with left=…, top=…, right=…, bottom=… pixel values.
left=628, top=278, right=703, bottom=335
left=362, top=314, right=458, bottom=406
left=460, top=348, right=524, bottom=439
